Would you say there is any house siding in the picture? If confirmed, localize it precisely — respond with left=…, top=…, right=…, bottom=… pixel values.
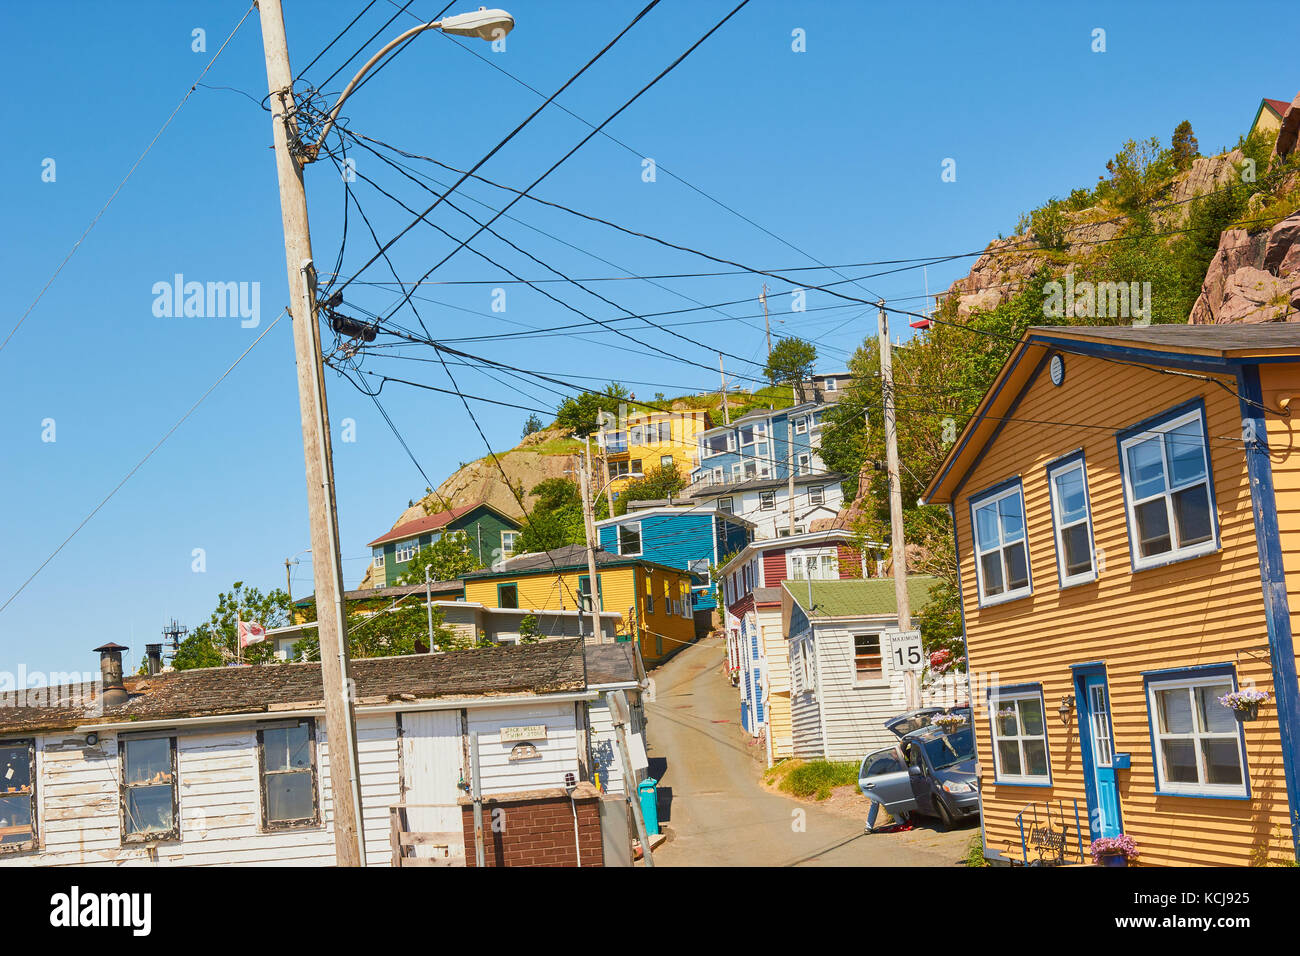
left=956, top=352, right=1294, bottom=867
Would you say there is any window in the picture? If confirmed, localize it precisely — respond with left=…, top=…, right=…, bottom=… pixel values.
left=1145, top=668, right=1246, bottom=797
left=395, top=539, right=418, bottom=563
left=970, top=480, right=1031, bottom=605
left=688, top=558, right=711, bottom=587
left=705, top=433, right=728, bottom=456
left=500, top=531, right=518, bottom=558
left=796, top=639, right=816, bottom=697
left=823, top=377, right=837, bottom=392
left=759, top=491, right=776, bottom=511
left=630, top=458, right=642, bottom=475
left=1119, top=404, right=1217, bottom=569
left=644, top=577, right=654, bottom=615
left=498, top=583, right=519, bottom=609
left=808, top=485, right=824, bottom=506
left=718, top=496, right=734, bottom=514
left=797, top=453, right=811, bottom=475
left=617, top=522, right=642, bottom=556
left=794, top=416, right=808, bottom=435
left=660, top=455, right=674, bottom=470
left=259, top=719, right=319, bottom=829
left=120, top=735, right=178, bottom=841
left=372, top=547, right=384, bottom=568
left=1047, top=453, right=1096, bottom=586
left=853, top=634, right=882, bottom=682
left=657, top=421, right=672, bottom=443
left=578, top=574, right=603, bottom=612
left=988, top=688, right=1050, bottom=785
left=787, top=548, right=837, bottom=580
left=712, top=467, right=724, bottom=484
left=0, top=739, right=36, bottom=850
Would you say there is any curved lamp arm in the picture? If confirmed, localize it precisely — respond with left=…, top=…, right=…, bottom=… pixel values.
left=307, top=7, right=514, bottom=162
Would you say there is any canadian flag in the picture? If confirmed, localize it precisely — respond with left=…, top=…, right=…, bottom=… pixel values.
left=238, top=619, right=267, bottom=648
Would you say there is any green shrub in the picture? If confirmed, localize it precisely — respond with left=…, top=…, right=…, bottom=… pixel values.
left=777, top=760, right=860, bottom=800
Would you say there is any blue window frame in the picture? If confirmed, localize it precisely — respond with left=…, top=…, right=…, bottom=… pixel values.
left=1045, top=450, right=1097, bottom=588
left=1117, top=400, right=1219, bottom=572
left=987, top=683, right=1051, bottom=786
left=969, top=477, right=1032, bottom=607
left=1142, top=663, right=1249, bottom=799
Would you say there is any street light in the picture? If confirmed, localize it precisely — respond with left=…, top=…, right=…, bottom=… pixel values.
left=308, top=7, right=514, bottom=159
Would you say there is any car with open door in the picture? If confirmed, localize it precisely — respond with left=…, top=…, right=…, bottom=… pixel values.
left=858, top=707, right=978, bottom=831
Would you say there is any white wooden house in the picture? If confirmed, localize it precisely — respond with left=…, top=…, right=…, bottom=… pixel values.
left=583, top=643, right=649, bottom=795
left=0, top=640, right=595, bottom=866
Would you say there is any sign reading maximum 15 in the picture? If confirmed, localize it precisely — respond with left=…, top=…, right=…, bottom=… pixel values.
left=885, top=630, right=923, bottom=671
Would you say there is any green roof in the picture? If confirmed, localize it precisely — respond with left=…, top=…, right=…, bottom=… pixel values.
left=784, top=576, right=939, bottom=619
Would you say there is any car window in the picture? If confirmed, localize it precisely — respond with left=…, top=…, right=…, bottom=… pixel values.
left=922, top=727, right=976, bottom=770
left=903, top=743, right=925, bottom=770
left=866, top=754, right=903, bottom=777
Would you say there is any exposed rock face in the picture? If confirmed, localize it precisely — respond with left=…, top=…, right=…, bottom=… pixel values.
left=1188, top=212, right=1300, bottom=325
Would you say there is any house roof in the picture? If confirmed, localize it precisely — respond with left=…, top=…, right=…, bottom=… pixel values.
left=0, top=639, right=587, bottom=734
left=584, top=642, right=644, bottom=686
left=783, top=576, right=938, bottom=619
left=922, top=324, right=1300, bottom=505
left=1263, top=97, right=1292, bottom=119
left=461, top=544, right=691, bottom=580
left=367, top=501, right=517, bottom=549
left=695, top=400, right=825, bottom=435
left=292, top=579, right=464, bottom=608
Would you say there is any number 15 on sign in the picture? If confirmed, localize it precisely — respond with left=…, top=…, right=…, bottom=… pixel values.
left=887, top=630, right=923, bottom=670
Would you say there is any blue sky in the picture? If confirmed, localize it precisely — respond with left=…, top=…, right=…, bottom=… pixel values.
left=0, top=0, right=1295, bottom=675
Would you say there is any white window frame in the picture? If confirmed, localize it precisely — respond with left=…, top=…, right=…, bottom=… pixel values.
left=759, top=491, right=776, bottom=511
left=500, top=530, right=518, bottom=558
left=1119, top=405, right=1218, bottom=571
left=797, top=452, right=811, bottom=475
left=372, top=548, right=385, bottom=568
left=988, top=687, right=1051, bottom=786
left=808, top=485, right=824, bottom=506
left=794, top=416, right=808, bottom=435
left=617, top=521, right=643, bottom=557
left=851, top=632, right=885, bottom=686
left=786, top=547, right=838, bottom=580
left=718, top=496, right=734, bottom=514
left=970, top=481, right=1032, bottom=607
left=394, top=539, right=418, bottom=563
left=1046, top=454, right=1096, bottom=587
left=824, top=377, right=837, bottom=392
left=1145, top=670, right=1247, bottom=798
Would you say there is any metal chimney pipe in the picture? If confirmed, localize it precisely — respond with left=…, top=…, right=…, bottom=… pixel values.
left=145, top=644, right=163, bottom=676
left=94, top=643, right=129, bottom=708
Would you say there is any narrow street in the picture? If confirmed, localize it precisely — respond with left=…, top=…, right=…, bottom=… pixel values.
left=644, top=636, right=971, bottom=866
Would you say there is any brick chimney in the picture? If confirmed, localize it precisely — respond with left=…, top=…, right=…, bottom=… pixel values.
left=94, top=643, right=129, bottom=708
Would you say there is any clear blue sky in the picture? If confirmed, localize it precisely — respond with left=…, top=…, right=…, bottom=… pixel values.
left=1, top=0, right=1294, bottom=675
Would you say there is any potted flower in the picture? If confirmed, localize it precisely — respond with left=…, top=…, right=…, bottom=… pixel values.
left=1219, top=689, right=1270, bottom=722
left=1090, top=834, right=1139, bottom=867
left=932, top=712, right=968, bottom=734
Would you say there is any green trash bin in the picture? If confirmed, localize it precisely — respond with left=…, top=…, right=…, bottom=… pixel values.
left=638, top=777, right=660, bottom=835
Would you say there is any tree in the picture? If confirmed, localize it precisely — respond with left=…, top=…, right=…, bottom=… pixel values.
left=764, top=337, right=817, bottom=402
left=292, top=600, right=459, bottom=660
left=554, top=383, right=628, bottom=437
left=521, top=413, right=544, bottom=439
left=172, top=581, right=291, bottom=669
left=1171, top=120, right=1199, bottom=171
left=397, top=531, right=484, bottom=584
left=515, top=478, right=585, bottom=554
left=1103, top=136, right=1175, bottom=210
left=614, top=464, right=685, bottom=516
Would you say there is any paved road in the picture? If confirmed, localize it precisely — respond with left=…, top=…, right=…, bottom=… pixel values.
left=644, top=635, right=970, bottom=867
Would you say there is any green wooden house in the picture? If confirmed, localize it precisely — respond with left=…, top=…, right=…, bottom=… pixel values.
left=367, top=501, right=521, bottom=587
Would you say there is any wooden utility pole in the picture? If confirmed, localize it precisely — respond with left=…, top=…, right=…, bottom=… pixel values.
left=258, top=0, right=366, bottom=866
left=787, top=386, right=797, bottom=536
left=609, top=690, right=654, bottom=867
left=425, top=565, right=435, bottom=650
left=579, top=442, right=603, bottom=642
left=878, top=301, right=919, bottom=709
left=284, top=557, right=294, bottom=606
left=760, top=284, right=771, bottom=360
left=718, top=353, right=730, bottom=425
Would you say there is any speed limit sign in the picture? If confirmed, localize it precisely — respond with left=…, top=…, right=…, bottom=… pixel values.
left=885, top=629, right=924, bottom=671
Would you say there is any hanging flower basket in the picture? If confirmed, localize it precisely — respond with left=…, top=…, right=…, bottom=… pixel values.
left=1090, top=834, right=1139, bottom=867
left=932, top=712, right=968, bottom=734
left=1219, top=689, right=1270, bottom=722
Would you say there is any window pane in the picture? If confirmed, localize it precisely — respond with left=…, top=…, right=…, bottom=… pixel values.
left=1165, top=420, right=1207, bottom=487
left=125, top=738, right=171, bottom=786
left=0, top=746, right=32, bottom=792
left=1054, top=467, right=1087, bottom=524
left=1135, top=499, right=1172, bottom=557
left=1160, top=739, right=1199, bottom=784
left=1172, top=484, right=1212, bottom=547
left=1023, top=740, right=1048, bottom=776
left=1197, top=685, right=1236, bottom=734
left=1004, top=542, right=1029, bottom=590
left=1156, top=688, right=1194, bottom=734
left=499, top=585, right=518, bottom=609
left=1127, top=437, right=1167, bottom=500
left=998, top=494, right=1025, bottom=541
left=975, top=503, right=999, bottom=551
left=981, top=552, right=1004, bottom=595
left=0, top=794, right=33, bottom=844
left=264, top=724, right=311, bottom=773
left=125, top=785, right=173, bottom=835
left=267, top=770, right=315, bottom=822
left=1018, top=698, right=1045, bottom=736
left=997, top=740, right=1022, bottom=776
left=1201, top=739, right=1243, bottom=786
left=995, top=709, right=1019, bottom=738
left=1062, top=523, right=1092, bottom=576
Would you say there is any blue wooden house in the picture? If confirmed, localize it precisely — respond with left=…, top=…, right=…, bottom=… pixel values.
left=595, top=505, right=753, bottom=636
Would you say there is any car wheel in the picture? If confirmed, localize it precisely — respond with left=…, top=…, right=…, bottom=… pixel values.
left=933, top=797, right=954, bottom=832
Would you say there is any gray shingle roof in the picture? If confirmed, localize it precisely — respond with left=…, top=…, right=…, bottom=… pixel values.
left=1031, top=323, right=1300, bottom=354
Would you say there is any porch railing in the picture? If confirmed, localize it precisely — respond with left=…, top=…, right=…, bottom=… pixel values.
left=389, top=804, right=465, bottom=867
left=1014, top=799, right=1086, bottom=866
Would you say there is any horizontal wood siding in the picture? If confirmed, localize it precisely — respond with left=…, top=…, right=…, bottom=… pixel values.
left=760, top=608, right=794, bottom=760
left=956, top=353, right=1293, bottom=867
left=1261, top=363, right=1300, bottom=669
left=466, top=702, right=579, bottom=795
left=762, top=550, right=787, bottom=588
left=812, top=622, right=907, bottom=761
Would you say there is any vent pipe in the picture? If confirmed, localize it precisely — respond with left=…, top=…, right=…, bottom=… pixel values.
left=145, top=644, right=163, bottom=676
left=94, top=642, right=129, bottom=708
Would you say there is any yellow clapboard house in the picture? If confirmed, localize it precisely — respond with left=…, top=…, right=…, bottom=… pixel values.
left=461, top=544, right=698, bottom=667
left=597, top=407, right=712, bottom=499
left=924, top=325, right=1300, bottom=867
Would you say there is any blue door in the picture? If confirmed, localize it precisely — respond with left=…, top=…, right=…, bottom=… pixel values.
left=1079, top=674, right=1121, bottom=838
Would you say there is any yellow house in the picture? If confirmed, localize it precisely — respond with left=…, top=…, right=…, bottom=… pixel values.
left=461, top=544, right=697, bottom=667
left=597, top=406, right=712, bottom=499
left=1250, top=96, right=1292, bottom=139
left=923, top=325, right=1300, bottom=867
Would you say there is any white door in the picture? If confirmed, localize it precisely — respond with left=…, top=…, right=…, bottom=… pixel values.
left=398, top=711, right=465, bottom=862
